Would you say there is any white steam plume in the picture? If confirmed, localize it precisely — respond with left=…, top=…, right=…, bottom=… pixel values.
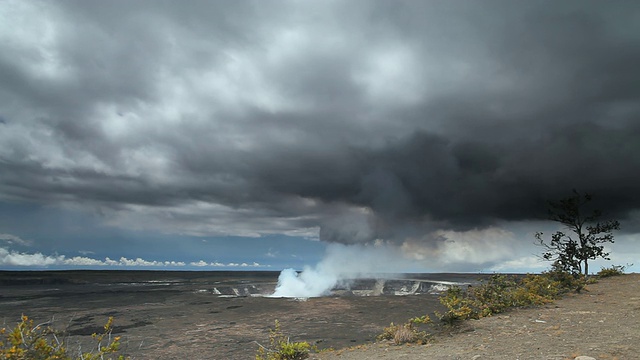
left=270, top=225, right=528, bottom=297
left=271, top=242, right=415, bottom=298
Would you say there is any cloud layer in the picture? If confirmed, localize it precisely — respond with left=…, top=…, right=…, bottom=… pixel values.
left=0, top=246, right=266, bottom=268
left=1, top=1, right=639, bottom=250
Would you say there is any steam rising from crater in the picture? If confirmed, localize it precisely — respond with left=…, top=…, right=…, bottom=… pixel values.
left=271, top=226, right=528, bottom=297
left=271, top=243, right=414, bottom=297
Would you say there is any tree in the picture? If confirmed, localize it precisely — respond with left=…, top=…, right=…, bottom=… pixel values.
left=535, top=190, right=620, bottom=276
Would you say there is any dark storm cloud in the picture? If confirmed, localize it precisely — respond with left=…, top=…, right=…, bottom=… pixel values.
left=0, top=0, right=639, bottom=243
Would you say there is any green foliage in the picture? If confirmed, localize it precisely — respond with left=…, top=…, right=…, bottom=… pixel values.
left=469, top=275, right=521, bottom=317
left=536, top=191, right=620, bottom=276
left=542, top=266, right=587, bottom=292
left=512, top=273, right=561, bottom=305
left=438, top=273, right=573, bottom=324
left=436, top=286, right=473, bottom=324
left=0, top=315, right=126, bottom=360
left=377, top=322, right=430, bottom=345
left=597, top=264, right=630, bottom=278
left=255, top=320, right=312, bottom=360
left=408, top=314, right=432, bottom=325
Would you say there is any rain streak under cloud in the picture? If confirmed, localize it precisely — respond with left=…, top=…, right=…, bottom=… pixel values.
left=0, top=0, right=639, bottom=271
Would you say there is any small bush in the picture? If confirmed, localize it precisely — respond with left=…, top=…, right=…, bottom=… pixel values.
left=0, top=315, right=126, bottom=360
left=597, top=264, right=629, bottom=278
left=470, top=275, right=519, bottom=317
left=438, top=275, right=523, bottom=323
left=515, top=273, right=561, bottom=305
left=408, top=314, right=432, bottom=325
left=377, top=322, right=430, bottom=345
left=437, top=286, right=474, bottom=324
left=393, top=324, right=414, bottom=345
left=438, top=272, right=579, bottom=324
left=542, top=268, right=587, bottom=293
left=255, top=320, right=312, bottom=360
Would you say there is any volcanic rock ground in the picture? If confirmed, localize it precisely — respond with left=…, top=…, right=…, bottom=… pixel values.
left=0, top=271, right=465, bottom=359
left=1, top=272, right=637, bottom=359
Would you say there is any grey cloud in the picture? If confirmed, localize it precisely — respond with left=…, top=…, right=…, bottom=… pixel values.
left=0, top=1, right=639, bottom=244
left=0, top=233, right=31, bottom=246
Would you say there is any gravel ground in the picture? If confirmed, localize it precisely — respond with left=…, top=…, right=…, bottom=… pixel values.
left=3, top=272, right=637, bottom=359
left=313, top=274, right=640, bottom=360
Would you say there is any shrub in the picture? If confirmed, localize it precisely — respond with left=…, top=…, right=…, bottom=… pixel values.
left=377, top=322, right=430, bottom=345
left=542, top=267, right=587, bottom=293
left=0, top=315, right=126, bottom=360
left=438, top=272, right=577, bottom=324
left=255, top=320, right=312, bottom=360
left=437, top=286, right=474, bottom=324
left=514, top=273, right=561, bottom=305
left=470, top=275, right=520, bottom=317
left=438, top=275, right=521, bottom=322
left=597, top=264, right=630, bottom=278
left=408, top=314, right=432, bottom=325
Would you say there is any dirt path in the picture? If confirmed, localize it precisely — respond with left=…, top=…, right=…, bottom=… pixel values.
left=313, top=274, right=640, bottom=360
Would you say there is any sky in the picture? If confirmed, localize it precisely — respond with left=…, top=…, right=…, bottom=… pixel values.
left=0, top=0, right=639, bottom=273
